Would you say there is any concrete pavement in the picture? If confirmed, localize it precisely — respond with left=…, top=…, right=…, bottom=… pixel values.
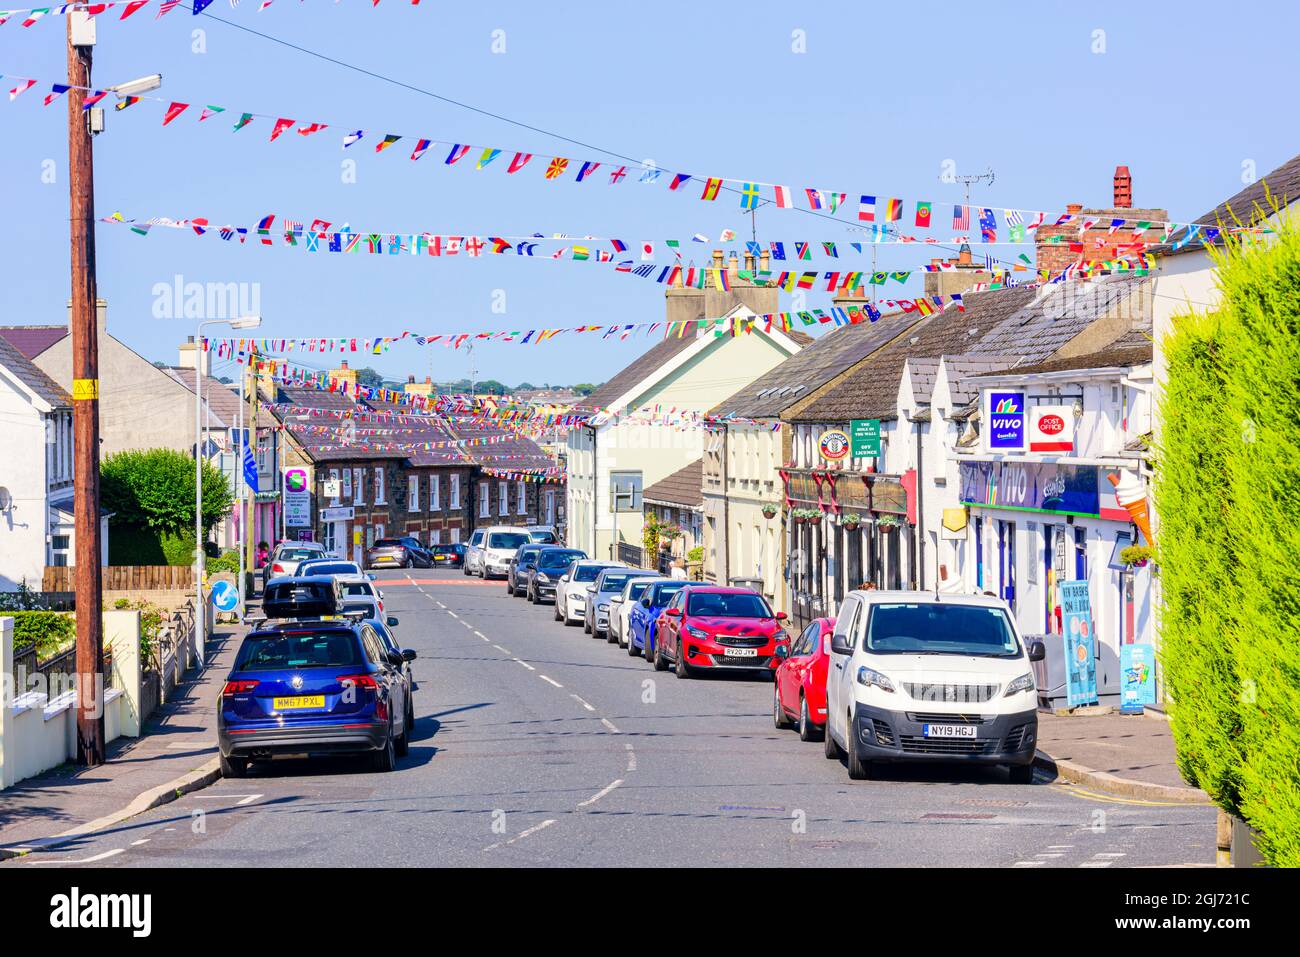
left=3, top=569, right=1217, bottom=868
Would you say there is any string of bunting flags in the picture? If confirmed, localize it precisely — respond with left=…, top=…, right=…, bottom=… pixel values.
left=0, top=1, right=419, bottom=26
left=1, top=70, right=1259, bottom=249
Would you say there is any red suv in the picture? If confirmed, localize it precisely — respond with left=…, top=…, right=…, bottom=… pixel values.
left=654, top=585, right=790, bottom=679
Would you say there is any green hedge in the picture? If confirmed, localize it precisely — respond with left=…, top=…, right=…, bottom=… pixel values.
left=108, top=524, right=198, bottom=567
left=1157, top=216, right=1300, bottom=866
left=6, top=611, right=75, bottom=657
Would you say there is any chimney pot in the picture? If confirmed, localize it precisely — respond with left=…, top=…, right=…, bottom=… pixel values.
left=1067, top=203, right=1083, bottom=215
left=341, top=360, right=349, bottom=370
left=1113, top=165, right=1132, bottom=209
left=712, top=249, right=724, bottom=268
left=425, top=375, right=432, bottom=384
left=958, top=244, right=972, bottom=266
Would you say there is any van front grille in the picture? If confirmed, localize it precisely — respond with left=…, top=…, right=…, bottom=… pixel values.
left=899, top=735, right=1001, bottom=755
left=902, top=683, right=1000, bottom=704
left=907, top=712, right=986, bottom=725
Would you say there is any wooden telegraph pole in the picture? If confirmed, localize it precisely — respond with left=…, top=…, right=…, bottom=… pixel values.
left=67, top=15, right=105, bottom=766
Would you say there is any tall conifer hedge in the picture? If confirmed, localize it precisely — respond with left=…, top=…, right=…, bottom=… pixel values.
left=1157, top=217, right=1300, bottom=866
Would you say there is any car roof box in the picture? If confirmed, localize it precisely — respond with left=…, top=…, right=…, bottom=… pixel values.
left=262, top=577, right=343, bottom=619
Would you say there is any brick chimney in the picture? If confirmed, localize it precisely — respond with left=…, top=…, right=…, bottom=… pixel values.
left=1113, top=166, right=1132, bottom=208
left=922, top=242, right=994, bottom=298
left=329, top=359, right=358, bottom=389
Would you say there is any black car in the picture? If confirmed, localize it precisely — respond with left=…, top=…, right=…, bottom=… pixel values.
left=218, top=578, right=416, bottom=777
left=526, top=548, right=588, bottom=604
left=506, top=544, right=547, bottom=597
left=430, top=543, right=466, bottom=568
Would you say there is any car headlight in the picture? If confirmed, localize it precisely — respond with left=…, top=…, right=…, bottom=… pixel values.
left=685, top=625, right=710, bottom=640
left=1004, top=673, right=1035, bottom=696
left=537, top=573, right=551, bottom=583
left=855, top=666, right=896, bottom=693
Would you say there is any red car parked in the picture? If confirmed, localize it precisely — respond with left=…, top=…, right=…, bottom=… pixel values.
left=773, top=616, right=835, bottom=741
left=653, top=585, right=790, bottom=679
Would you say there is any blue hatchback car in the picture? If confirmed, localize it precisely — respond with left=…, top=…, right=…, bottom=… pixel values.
left=627, top=579, right=689, bottom=662
left=218, top=578, right=414, bottom=777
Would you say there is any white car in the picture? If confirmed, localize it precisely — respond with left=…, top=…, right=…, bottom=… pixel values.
left=821, top=590, right=1045, bottom=783
left=608, top=576, right=664, bottom=647
left=335, top=574, right=384, bottom=616
left=554, top=560, right=623, bottom=627
left=261, top=541, right=327, bottom=589
left=464, top=526, right=533, bottom=579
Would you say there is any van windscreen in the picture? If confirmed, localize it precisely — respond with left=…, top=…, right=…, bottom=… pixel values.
left=865, top=604, right=1020, bottom=657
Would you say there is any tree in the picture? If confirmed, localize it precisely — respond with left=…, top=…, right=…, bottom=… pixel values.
left=571, top=383, right=600, bottom=397
left=101, top=448, right=234, bottom=536
left=1157, top=215, right=1300, bottom=866
left=352, top=366, right=385, bottom=389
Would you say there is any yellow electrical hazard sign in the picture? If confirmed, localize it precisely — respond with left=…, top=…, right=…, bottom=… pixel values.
left=72, top=378, right=99, bottom=400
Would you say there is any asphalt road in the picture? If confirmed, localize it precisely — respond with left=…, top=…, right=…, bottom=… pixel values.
left=10, top=568, right=1217, bottom=868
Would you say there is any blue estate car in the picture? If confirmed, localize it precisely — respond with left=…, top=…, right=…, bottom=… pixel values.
left=218, top=578, right=415, bottom=778
left=627, top=579, right=689, bottom=661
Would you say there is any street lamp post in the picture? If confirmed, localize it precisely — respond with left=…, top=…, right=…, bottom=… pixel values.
left=195, top=316, right=260, bottom=666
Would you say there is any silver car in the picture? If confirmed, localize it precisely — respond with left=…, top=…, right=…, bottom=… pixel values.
left=584, top=567, right=654, bottom=639
left=262, top=541, right=327, bottom=589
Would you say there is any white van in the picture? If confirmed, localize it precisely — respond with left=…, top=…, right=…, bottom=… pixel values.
left=823, top=590, right=1044, bottom=783
left=465, top=525, right=533, bottom=579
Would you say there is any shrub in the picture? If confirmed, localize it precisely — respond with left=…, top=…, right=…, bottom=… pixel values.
left=101, top=448, right=233, bottom=536
left=1156, top=215, right=1300, bottom=865
left=206, top=550, right=241, bottom=574
left=6, top=611, right=75, bottom=657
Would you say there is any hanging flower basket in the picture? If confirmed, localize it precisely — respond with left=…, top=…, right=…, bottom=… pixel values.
left=793, top=507, right=822, bottom=525
left=1120, top=544, right=1156, bottom=569
left=876, top=515, right=900, bottom=533
left=841, top=512, right=862, bottom=531
left=761, top=504, right=779, bottom=519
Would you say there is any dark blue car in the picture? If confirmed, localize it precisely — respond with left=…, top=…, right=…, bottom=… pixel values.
left=218, top=578, right=414, bottom=777
left=627, top=579, right=688, bottom=661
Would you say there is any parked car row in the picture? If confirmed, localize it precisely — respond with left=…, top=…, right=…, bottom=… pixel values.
left=500, top=540, right=1047, bottom=784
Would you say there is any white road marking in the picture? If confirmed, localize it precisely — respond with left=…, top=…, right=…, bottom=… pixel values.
left=539, top=675, right=563, bottom=688
left=578, top=779, right=623, bottom=808
left=493, top=644, right=510, bottom=654
left=1036, top=852, right=1065, bottom=858
left=624, top=743, right=637, bottom=772
left=1080, top=859, right=1114, bottom=868
left=570, top=694, right=595, bottom=712
left=485, top=818, right=557, bottom=851
left=29, top=848, right=125, bottom=865
left=192, top=792, right=263, bottom=806
left=600, top=717, right=621, bottom=734
left=1047, top=845, right=1075, bottom=849
left=514, top=658, right=536, bottom=671
left=130, top=839, right=150, bottom=846
left=461, top=620, right=473, bottom=629
left=474, top=631, right=487, bottom=639
left=447, top=611, right=459, bottom=619
left=1095, top=852, right=1127, bottom=858
left=1013, top=861, right=1046, bottom=867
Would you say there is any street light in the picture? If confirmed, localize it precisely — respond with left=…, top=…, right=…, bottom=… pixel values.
left=195, top=315, right=260, bottom=665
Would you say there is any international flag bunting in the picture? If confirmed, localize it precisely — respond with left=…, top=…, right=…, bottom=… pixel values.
left=297, top=122, right=327, bottom=137
left=198, top=105, right=224, bottom=121
left=192, top=0, right=214, bottom=11
left=445, top=144, right=470, bottom=165
left=160, top=100, right=189, bottom=124
left=115, top=96, right=142, bottom=112
left=701, top=178, right=723, bottom=201
left=822, top=242, right=838, bottom=258
left=121, top=0, right=148, bottom=17
left=609, top=166, right=627, bottom=184
left=858, top=195, right=876, bottom=222
left=477, top=148, right=502, bottom=169
left=575, top=160, right=600, bottom=182
left=805, top=188, right=824, bottom=210
left=270, top=118, right=295, bottom=141
left=979, top=208, right=997, bottom=242
left=639, top=166, right=661, bottom=184
left=233, top=112, right=254, bottom=131
left=668, top=173, right=692, bottom=191
left=795, top=242, right=810, bottom=261
left=773, top=185, right=793, bottom=208
left=740, top=183, right=760, bottom=210
left=826, top=192, right=846, bottom=214
left=42, top=84, right=70, bottom=107
left=884, top=198, right=902, bottom=222
left=83, top=90, right=109, bottom=109
left=507, top=152, right=532, bottom=173
left=544, top=157, right=569, bottom=179
left=342, top=130, right=364, bottom=148
left=158, top=0, right=181, bottom=15
left=375, top=134, right=402, bottom=153
left=953, top=204, right=970, bottom=230
left=770, top=242, right=786, bottom=260
left=915, top=201, right=932, bottom=228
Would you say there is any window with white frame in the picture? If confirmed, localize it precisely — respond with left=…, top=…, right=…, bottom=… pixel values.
left=350, top=468, right=361, bottom=504
left=429, top=528, right=441, bottom=545
left=329, top=468, right=340, bottom=506
left=479, top=481, right=490, bottom=518
left=374, top=467, right=386, bottom=504
left=409, top=474, right=420, bottom=511
left=499, top=481, right=509, bottom=516
left=450, top=526, right=460, bottom=543
left=517, top=480, right=527, bottom=515
left=430, top=475, right=440, bottom=511
left=450, top=474, right=461, bottom=509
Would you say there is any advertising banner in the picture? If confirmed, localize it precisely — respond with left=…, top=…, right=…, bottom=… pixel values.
left=959, top=461, right=1101, bottom=518
left=1029, top=404, right=1075, bottom=453
left=1120, top=643, right=1157, bottom=713
left=283, top=466, right=312, bottom=527
left=1060, top=579, right=1098, bottom=708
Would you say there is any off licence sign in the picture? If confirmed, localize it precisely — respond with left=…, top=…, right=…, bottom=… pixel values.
left=850, top=419, right=881, bottom=457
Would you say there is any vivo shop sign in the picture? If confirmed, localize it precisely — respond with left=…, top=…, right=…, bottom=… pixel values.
left=985, top=392, right=1075, bottom=454
left=959, top=460, right=1101, bottom=518
left=986, top=392, right=1026, bottom=450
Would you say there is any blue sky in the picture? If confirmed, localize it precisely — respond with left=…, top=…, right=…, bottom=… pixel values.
left=2, top=1, right=1297, bottom=389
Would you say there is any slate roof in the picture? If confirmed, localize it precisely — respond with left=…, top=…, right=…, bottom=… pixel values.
left=574, top=326, right=813, bottom=413
left=710, top=316, right=906, bottom=418
left=0, top=332, right=72, bottom=408
left=443, top=417, right=556, bottom=471
left=643, top=458, right=704, bottom=509
left=0, top=325, right=69, bottom=360
left=988, top=343, right=1153, bottom=378
left=787, top=285, right=1037, bottom=423
left=158, top=366, right=243, bottom=429
left=939, top=356, right=1017, bottom=406
left=1152, top=153, right=1300, bottom=256
left=903, top=357, right=940, bottom=404
left=964, top=275, right=1150, bottom=361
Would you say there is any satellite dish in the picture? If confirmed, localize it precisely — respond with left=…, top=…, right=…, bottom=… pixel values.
left=0, top=487, right=11, bottom=510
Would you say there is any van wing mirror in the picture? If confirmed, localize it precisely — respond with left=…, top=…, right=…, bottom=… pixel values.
left=1027, top=639, right=1046, bottom=662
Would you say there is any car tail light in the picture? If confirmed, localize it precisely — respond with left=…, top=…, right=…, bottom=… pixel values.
left=271, top=563, right=285, bottom=574
left=222, top=679, right=259, bottom=697
left=339, top=674, right=378, bottom=690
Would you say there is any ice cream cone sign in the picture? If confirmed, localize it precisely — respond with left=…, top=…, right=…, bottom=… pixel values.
left=1107, top=471, right=1154, bottom=547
